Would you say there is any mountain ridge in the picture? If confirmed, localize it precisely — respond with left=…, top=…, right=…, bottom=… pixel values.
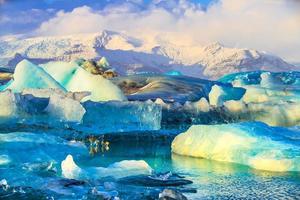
left=0, top=31, right=297, bottom=79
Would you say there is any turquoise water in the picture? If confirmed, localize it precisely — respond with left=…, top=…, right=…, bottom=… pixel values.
left=1, top=132, right=300, bottom=199
left=88, top=135, right=300, bottom=199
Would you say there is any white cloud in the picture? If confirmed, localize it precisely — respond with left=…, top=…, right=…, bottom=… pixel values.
left=35, top=0, right=300, bottom=62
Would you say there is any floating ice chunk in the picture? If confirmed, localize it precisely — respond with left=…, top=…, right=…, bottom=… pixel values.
left=209, top=85, right=225, bottom=106
left=260, top=72, right=282, bottom=88
left=61, top=155, right=152, bottom=180
left=82, top=100, right=162, bottom=133
left=223, top=100, right=246, bottom=113
left=2, top=60, right=65, bottom=92
left=103, top=160, right=153, bottom=178
left=0, top=90, right=18, bottom=122
left=172, top=122, right=300, bottom=172
left=219, top=71, right=300, bottom=89
left=61, top=155, right=84, bottom=180
left=192, top=98, right=210, bottom=113
left=0, top=89, right=86, bottom=124
left=208, top=84, right=245, bottom=107
left=154, top=98, right=170, bottom=109
left=246, top=102, right=300, bottom=127
left=42, top=61, right=126, bottom=102
left=183, top=99, right=210, bottom=113
left=0, top=155, right=10, bottom=165
left=0, top=179, right=9, bottom=191
left=45, top=93, right=86, bottom=123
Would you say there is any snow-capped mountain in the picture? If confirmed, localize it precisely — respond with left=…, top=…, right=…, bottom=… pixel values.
left=0, top=30, right=297, bottom=79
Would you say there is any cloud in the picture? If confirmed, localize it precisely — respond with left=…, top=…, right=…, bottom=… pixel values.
left=35, top=0, right=300, bottom=62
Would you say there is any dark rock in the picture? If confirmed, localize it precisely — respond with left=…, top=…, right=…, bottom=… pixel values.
left=82, top=60, right=104, bottom=75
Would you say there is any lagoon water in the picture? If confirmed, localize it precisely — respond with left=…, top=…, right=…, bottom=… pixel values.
left=1, top=130, right=299, bottom=199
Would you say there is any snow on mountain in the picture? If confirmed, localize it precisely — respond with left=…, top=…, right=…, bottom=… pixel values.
left=0, top=31, right=297, bottom=79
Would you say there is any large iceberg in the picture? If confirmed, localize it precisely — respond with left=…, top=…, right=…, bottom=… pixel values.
left=1, top=59, right=126, bottom=102
left=171, top=122, right=300, bottom=172
left=1, top=60, right=66, bottom=92
left=41, top=61, right=126, bottom=102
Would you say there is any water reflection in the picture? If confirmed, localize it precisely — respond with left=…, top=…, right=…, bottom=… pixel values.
left=172, top=153, right=249, bottom=175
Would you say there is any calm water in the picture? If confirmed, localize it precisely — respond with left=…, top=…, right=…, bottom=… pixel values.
left=1, top=132, right=300, bottom=199
left=87, top=136, right=300, bottom=199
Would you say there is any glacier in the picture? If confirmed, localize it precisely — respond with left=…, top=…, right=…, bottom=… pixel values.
left=171, top=122, right=300, bottom=172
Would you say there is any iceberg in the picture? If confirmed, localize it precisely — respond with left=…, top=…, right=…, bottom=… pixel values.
left=216, top=71, right=300, bottom=126
left=41, top=61, right=126, bottom=102
left=219, top=71, right=300, bottom=88
left=2, top=60, right=66, bottom=92
left=61, top=155, right=153, bottom=180
left=0, top=89, right=86, bottom=124
left=82, top=100, right=162, bottom=133
left=0, top=89, right=162, bottom=132
left=208, top=84, right=245, bottom=106
left=172, top=122, right=300, bottom=172
left=0, top=60, right=126, bottom=102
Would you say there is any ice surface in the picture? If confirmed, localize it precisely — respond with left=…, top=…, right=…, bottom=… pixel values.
left=219, top=71, right=300, bottom=88
left=216, top=71, right=300, bottom=126
left=0, top=89, right=86, bottom=124
left=0, top=89, right=162, bottom=132
left=2, top=60, right=66, bottom=92
left=61, top=154, right=152, bottom=180
left=208, top=84, right=245, bottom=106
left=82, top=100, right=162, bottom=133
left=172, top=122, right=300, bottom=172
left=42, top=61, right=126, bottom=102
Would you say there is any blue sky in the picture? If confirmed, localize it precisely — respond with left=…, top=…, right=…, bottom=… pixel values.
left=0, top=0, right=214, bottom=35
left=0, top=0, right=299, bottom=62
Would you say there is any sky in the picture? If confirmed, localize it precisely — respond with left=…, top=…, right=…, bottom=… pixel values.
left=0, top=0, right=300, bottom=62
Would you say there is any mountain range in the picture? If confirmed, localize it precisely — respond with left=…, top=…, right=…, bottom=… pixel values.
left=0, top=30, right=297, bottom=79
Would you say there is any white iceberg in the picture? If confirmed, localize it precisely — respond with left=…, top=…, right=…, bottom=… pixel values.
left=61, top=154, right=153, bottom=180
left=172, top=122, right=300, bottom=172
left=208, top=84, right=245, bottom=107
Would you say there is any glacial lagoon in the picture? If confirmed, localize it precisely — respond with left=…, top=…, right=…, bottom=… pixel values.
left=0, top=60, right=300, bottom=199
